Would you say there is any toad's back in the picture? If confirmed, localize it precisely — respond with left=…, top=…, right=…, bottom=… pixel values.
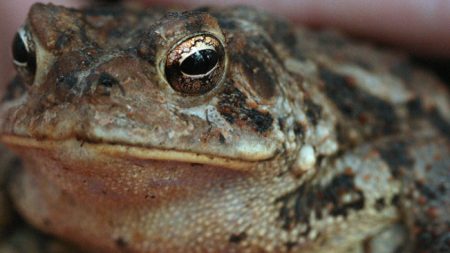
left=0, top=3, right=448, bottom=253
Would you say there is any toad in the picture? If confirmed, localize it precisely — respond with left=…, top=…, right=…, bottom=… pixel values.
left=0, top=3, right=449, bottom=253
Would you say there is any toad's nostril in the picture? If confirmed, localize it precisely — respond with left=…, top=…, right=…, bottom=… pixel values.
left=99, top=72, right=119, bottom=88
left=96, top=72, right=125, bottom=96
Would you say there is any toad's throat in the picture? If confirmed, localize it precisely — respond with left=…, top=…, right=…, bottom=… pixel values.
left=0, top=134, right=257, bottom=170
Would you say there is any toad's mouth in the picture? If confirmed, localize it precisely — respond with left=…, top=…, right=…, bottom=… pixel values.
left=1, top=134, right=257, bottom=170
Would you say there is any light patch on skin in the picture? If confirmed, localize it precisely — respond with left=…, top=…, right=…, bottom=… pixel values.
left=284, top=58, right=318, bottom=77
left=315, top=123, right=331, bottom=141
left=32, top=32, right=56, bottom=87
left=231, top=140, right=279, bottom=160
left=178, top=103, right=211, bottom=121
left=336, top=65, right=413, bottom=104
left=302, top=120, right=338, bottom=156
left=336, top=151, right=401, bottom=205
left=370, top=224, right=407, bottom=253
left=293, top=145, right=316, bottom=172
left=179, top=101, right=234, bottom=136
left=318, top=139, right=338, bottom=156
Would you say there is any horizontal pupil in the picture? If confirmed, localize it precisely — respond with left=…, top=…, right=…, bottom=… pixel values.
left=180, top=49, right=218, bottom=76
left=12, top=33, right=29, bottom=64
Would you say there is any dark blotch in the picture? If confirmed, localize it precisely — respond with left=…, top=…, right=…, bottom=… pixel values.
left=115, top=237, right=128, bottom=248
left=84, top=5, right=124, bottom=17
left=78, top=25, right=91, bottom=44
left=375, top=198, right=386, bottom=211
left=276, top=185, right=311, bottom=230
left=217, top=18, right=238, bottom=30
left=275, top=173, right=364, bottom=231
left=415, top=181, right=438, bottom=200
left=432, top=232, right=450, bottom=253
left=239, top=52, right=276, bottom=100
left=272, top=19, right=297, bottom=50
left=321, top=174, right=365, bottom=217
left=107, top=28, right=126, bottom=38
left=304, top=98, right=322, bottom=125
left=2, top=76, right=27, bottom=102
left=353, top=59, right=372, bottom=70
left=278, top=118, right=286, bottom=131
left=98, top=72, right=124, bottom=95
left=218, top=86, right=247, bottom=125
left=292, top=47, right=307, bottom=62
left=317, top=32, right=347, bottom=48
left=407, top=98, right=450, bottom=138
left=394, top=245, right=408, bottom=253
left=277, top=199, right=292, bottom=229
left=285, top=241, right=297, bottom=251
left=428, top=108, right=450, bottom=139
left=294, top=185, right=316, bottom=225
left=55, top=33, right=72, bottom=50
left=193, top=6, right=212, bottom=12
left=137, top=31, right=159, bottom=63
left=242, top=108, right=273, bottom=133
left=378, top=141, right=414, bottom=178
left=390, top=61, right=413, bottom=82
left=229, top=232, right=247, bottom=244
left=183, top=15, right=204, bottom=34
left=272, top=196, right=303, bottom=229
left=294, top=123, right=305, bottom=137
left=99, top=72, right=119, bottom=88
left=406, top=98, right=424, bottom=118
left=319, top=67, right=398, bottom=135
left=221, top=113, right=235, bottom=124
left=414, top=221, right=442, bottom=252
left=391, top=194, right=401, bottom=207
left=219, top=133, right=225, bottom=144
left=438, top=183, right=447, bottom=194
left=256, top=35, right=284, bottom=65
left=144, top=194, right=156, bottom=199
left=218, top=86, right=273, bottom=133
left=43, top=218, right=52, bottom=227
left=56, top=72, right=78, bottom=88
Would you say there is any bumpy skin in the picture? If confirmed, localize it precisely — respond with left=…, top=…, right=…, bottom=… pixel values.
left=0, top=3, right=449, bottom=253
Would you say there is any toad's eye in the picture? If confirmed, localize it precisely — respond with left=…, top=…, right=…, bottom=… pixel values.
left=165, top=34, right=225, bottom=95
left=12, top=27, right=36, bottom=78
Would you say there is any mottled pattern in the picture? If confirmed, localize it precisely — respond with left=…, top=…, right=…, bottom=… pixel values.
left=0, top=3, right=449, bottom=253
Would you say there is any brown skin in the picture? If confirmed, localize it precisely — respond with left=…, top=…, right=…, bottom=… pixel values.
left=1, top=0, right=450, bottom=93
left=1, top=2, right=449, bottom=252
